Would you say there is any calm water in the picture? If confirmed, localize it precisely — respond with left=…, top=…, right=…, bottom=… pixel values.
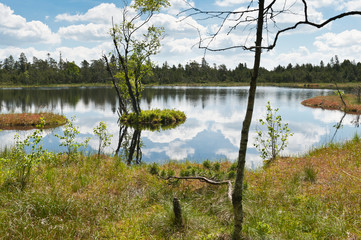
left=0, top=86, right=360, bottom=168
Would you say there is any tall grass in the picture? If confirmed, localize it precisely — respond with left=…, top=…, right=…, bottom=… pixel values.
left=0, top=137, right=361, bottom=238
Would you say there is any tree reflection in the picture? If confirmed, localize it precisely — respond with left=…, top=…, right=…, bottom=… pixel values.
left=331, top=112, right=346, bottom=142
left=332, top=112, right=361, bottom=142
left=351, top=115, right=360, bottom=128
left=115, top=124, right=142, bottom=165
left=115, top=116, right=187, bottom=165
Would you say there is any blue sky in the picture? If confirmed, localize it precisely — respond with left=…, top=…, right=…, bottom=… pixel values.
left=1, top=0, right=361, bottom=69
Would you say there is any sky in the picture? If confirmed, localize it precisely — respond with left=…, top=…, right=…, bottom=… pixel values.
left=0, top=0, right=361, bottom=70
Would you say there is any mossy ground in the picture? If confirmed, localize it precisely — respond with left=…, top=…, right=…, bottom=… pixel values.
left=0, top=113, right=67, bottom=130
left=0, top=138, right=361, bottom=239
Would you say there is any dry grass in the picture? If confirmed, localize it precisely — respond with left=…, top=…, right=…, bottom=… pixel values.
left=301, top=94, right=361, bottom=114
left=0, top=113, right=67, bottom=130
left=244, top=138, right=361, bottom=238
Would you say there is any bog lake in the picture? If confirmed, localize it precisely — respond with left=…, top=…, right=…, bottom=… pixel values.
left=1, top=86, right=360, bottom=168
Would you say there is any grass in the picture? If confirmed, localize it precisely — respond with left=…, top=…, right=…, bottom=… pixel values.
left=301, top=94, right=361, bottom=114
left=0, top=113, right=67, bottom=130
left=120, top=109, right=186, bottom=130
left=0, top=137, right=361, bottom=239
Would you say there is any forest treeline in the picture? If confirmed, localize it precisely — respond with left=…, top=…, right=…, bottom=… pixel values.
left=0, top=53, right=360, bottom=85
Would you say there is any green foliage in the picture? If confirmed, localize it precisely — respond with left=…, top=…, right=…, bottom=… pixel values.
left=256, top=221, right=272, bottom=237
left=254, top=101, right=293, bottom=160
left=132, top=0, right=170, bottom=12
left=93, top=121, right=113, bottom=157
left=0, top=119, right=46, bottom=190
left=109, top=0, right=169, bottom=114
left=55, top=117, right=89, bottom=162
left=334, top=89, right=345, bottom=97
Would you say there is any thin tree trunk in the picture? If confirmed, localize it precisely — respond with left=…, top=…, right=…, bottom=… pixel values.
left=232, top=1, right=265, bottom=239
left=103, top=55, right=128, bottom=115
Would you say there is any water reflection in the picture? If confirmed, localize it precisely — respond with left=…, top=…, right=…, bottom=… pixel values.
left=0, top=86, right=360, bottom=168
left=115, top=125, right=142, bottom=164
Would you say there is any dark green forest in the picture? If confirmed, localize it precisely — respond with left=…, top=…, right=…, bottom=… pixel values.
left=1, top=53, right=360, bottom=85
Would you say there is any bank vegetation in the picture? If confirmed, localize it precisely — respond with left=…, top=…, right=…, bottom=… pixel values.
left=0, top=134, right=360, bottom=239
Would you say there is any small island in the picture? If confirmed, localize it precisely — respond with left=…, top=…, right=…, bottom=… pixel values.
left=120, top=109, right=186, bottom=131
left=0, top=113, right=67, bottom=130
left=301, top=94, right=361, bottom=114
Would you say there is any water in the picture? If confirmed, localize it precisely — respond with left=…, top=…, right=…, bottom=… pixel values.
left=0, top=86, right=360, bottom=168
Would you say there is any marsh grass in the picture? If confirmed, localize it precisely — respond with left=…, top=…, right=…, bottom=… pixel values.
left=0, top=138, right=361, bottom=239
left=0, top=113, right=67, bottom=130
left=301, top=94, right=361, bottom=114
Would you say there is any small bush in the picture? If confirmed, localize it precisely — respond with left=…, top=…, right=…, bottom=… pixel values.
left=202, top=160, right=211, bottom=169
left=228, top=171, right=236, bottom=179
left=149, top=163, right=160, bottom=175
left=303, top=165, right=317, bottom=183
left=213, top=162, right=221, bottom=171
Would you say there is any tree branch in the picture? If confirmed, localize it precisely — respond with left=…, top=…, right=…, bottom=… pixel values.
left=162, top=175, right=233, bottom=202
left=268, top=10, right=361, bottom=50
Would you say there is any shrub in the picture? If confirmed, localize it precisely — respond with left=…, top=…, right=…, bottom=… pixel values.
left=55, top=117, right=89, bottom=162
left=254, top=101, right=293, bottom=161
left=93, top=121, right=113, bottom=157
left=0, top=119, right=46, bottom=190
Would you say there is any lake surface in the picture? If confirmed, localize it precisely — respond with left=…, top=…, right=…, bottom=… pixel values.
left=1, top=86, right=360, bottom=168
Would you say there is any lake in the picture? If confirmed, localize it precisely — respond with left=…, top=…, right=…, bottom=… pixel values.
left=0, top=86, right=360, bottom=168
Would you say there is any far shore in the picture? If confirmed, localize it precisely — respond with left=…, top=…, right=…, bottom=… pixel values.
left=0, top=82, right=360, bottom=89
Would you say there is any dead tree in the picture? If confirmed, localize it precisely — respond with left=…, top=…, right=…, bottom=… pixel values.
left=181, top=1, right=361, bottom=239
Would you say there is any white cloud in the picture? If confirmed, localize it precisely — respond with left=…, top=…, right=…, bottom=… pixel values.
left=165, top=37, right=198, bottom=53
left=0, top=3, right=59, bottom=45
left=55, top=3, right=122, bottom=24
left=143, top=141, right=195, bottom=160
left=342, top=0, right=361, bottom=11
left=58, top=23, right=109, bottom=41
left=55, top=42, right=113, bottom=65
left=215, top=0, right=251, bottom=7
left=315, top=30, right=361, bottom=50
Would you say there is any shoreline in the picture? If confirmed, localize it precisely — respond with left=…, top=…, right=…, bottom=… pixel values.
left=0, top=82, right=359, bottom=90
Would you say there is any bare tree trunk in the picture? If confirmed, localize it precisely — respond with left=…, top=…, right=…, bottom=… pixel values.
left=103, top=55, right=128, bottom=115
left=173, top=197, right=183, bottom=226
left=232, top=1, right=265, bottom=239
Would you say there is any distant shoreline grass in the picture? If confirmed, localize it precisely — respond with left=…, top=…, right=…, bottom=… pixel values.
left=0, top=112, right=67, bottom=130
left=0, top=82, right=359, bottom=89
